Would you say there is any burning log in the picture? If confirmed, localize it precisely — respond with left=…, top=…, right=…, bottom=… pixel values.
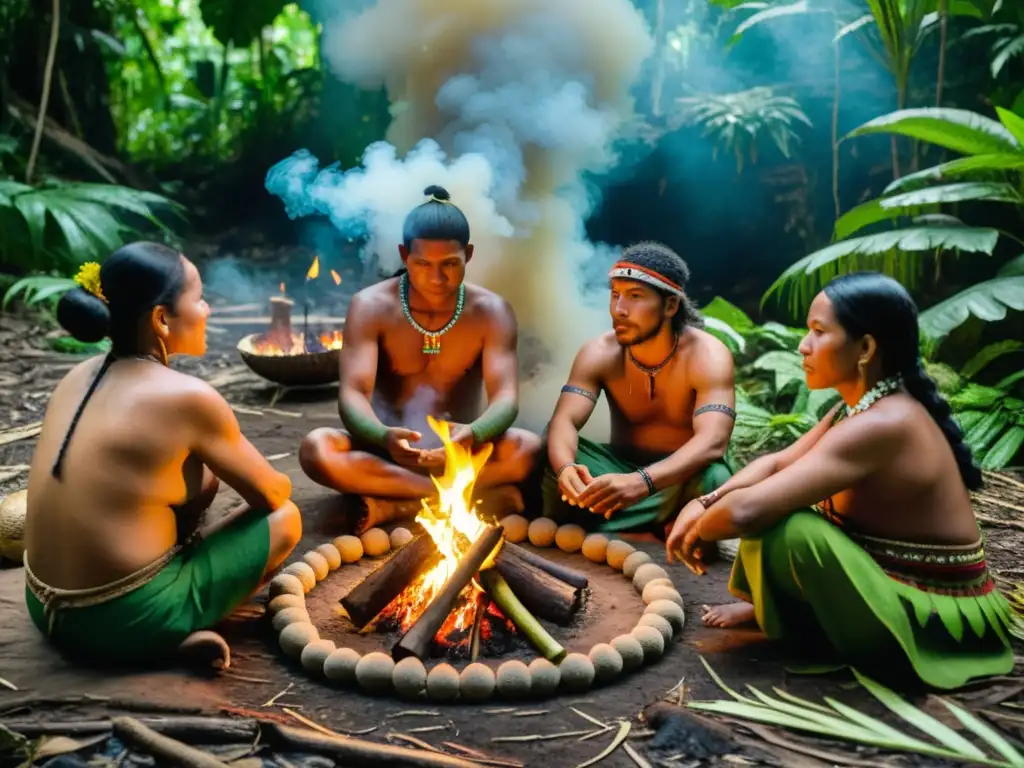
left=493, top=549, right=583, bottom=625
left=479, top=570, right=566, bottom=663
left=392, top=525, right=505, bottom=662
left=340, top=533, right=442, bottom=628
left=502, top=542, right=589, bottom=590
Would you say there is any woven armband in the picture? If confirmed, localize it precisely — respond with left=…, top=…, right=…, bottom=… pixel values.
left=470, top=401, right=518, bottom=444
left=561, top=385, right=598, bottom=403
left=694, top=403, right=736, bottom=419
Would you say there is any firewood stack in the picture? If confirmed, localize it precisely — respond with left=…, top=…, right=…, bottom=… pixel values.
left=339, top=527, right=589, bottom=663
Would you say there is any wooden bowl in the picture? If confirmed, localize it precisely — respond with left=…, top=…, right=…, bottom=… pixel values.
left=237, top=333, right=341, bottom=387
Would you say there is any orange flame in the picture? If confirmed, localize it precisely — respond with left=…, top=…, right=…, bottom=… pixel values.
left=330, top=269, right=342, bottom=285
left=251, top=330, right=343, bottom=356
left=381, top=416, right=495, bottom=634
left=306, top=255, right=320, bottom=281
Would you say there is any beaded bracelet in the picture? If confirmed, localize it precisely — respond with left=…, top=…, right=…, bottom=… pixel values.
left=697, top=489, right=721, bottom=509
left=555, top=462, right=580, bottom=479
left=636, top=467, right=655, bottom=496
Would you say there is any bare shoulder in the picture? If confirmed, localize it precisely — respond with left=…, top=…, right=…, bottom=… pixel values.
left=826, top=396, right=908, bottom=452
left=164, top=371, right=236, bottom=431
left=574, top=332, right=620, bottom=373
left=465, top=283, right=515, bottom=321
left=352, top=278, right=399, bottom=309
left=682, top=327, right=735, bottom=379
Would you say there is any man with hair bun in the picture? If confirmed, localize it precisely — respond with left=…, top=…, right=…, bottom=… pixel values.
left=300, top=185, right=541, bottom=529
left=544, top=240, right=736, bottom=534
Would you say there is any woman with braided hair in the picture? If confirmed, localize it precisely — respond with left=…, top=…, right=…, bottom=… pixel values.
left=668, top=272, right=1013, bottom=689
left=21, top=242, right=301, bottom=670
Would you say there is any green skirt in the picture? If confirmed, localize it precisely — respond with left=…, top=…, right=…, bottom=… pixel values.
left=541, top=436, right=733, bottom=533
left=26, top=509, right=271, bottom=665
left=729, top=511, right=1015, bottom=689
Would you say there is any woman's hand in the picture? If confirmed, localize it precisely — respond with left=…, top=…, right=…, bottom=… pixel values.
left=666, top=499, right=709, bottom=575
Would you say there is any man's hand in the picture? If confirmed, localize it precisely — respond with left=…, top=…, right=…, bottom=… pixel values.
left=576, top=472, right=649, bottom=518
left=666, top=499, right=708, bottom=575
left=449, top=423, right=476, bottom=448
left=384, top=427, right=424, bottom=468
left=558, top=464, right=594, bottom=506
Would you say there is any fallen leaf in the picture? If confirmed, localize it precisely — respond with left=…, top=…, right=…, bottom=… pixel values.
left=34, top=734, right=108, bottom=760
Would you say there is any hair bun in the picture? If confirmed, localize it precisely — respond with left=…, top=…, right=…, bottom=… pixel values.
left=423, top=185, right=450, bottom=201
left=56, top=287, right=111, bottom=343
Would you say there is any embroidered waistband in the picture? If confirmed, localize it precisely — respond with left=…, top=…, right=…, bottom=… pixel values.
left=847, top=532, right=994, bottom=597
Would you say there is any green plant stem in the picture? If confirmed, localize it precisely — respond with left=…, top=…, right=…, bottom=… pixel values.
left=832, top=29, right=841, bottom=219
left=26, top=0, right=60, bottom=184
left=936, top=0, right=947, bottom=107
left=480, top=570, right=566, bottom=663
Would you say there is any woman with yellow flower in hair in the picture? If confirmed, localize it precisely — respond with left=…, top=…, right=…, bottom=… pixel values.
left=20, top=242, right=301, bottom=671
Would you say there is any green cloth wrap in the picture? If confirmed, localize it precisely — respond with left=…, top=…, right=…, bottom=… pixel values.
left=470, top=400, right=518, bottom=444
left=729, top=510, right=1014, bottom=689
left=26, top=509, right=270, bottom=665
left=340, top=400, right=388, bottom=447
left=541, top=435, right=733, bottom=533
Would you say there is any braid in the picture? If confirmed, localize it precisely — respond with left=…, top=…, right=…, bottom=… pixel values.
left=902, top=359, right=983, bottom=491
left=51, top=353, right=116, bottom=479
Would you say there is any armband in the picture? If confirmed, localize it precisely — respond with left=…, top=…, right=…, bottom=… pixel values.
left=470, top=401, right=518, bottom=444
left=340, top=401, right=388, bottom=447
left=561, top=385, right=598, bottom=403
left=694, top=403, right=736, bottom=419
left=636, top=467, right=655, bottom=496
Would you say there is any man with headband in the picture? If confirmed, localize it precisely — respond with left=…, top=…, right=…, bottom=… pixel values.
left=299, top=185, right=540, bottom=531
left=543, top=241, right=735, bottom=534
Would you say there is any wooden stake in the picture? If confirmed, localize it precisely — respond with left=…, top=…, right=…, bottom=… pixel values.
left=262, top=723, right=478, bottom=767
left=111, top=717, right=228, bottom=768
left=502, top=542, right=588, bottom=589
left=494, top=549, right=583, bottom=624
left=393, top=526, right=504, bottom=661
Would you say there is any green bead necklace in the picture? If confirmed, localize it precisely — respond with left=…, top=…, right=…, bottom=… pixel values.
left=399, top=273, right=465, bottom=355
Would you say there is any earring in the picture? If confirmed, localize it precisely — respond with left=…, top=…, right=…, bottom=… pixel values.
left=857, top=358, right=867, bottom=378
left=157, top=338, right=169, bottom=366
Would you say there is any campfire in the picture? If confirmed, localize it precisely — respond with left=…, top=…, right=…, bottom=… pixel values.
left=339, top=417, right=587, bottom=663
left=236, top=257, right=346, bottom=387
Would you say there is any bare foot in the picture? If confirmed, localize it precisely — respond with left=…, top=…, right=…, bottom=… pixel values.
left=701, top=602, right=756, bottom=628
left=475, top=485, right=525, bottom=519
left=177, top=630, right=231, bottom=672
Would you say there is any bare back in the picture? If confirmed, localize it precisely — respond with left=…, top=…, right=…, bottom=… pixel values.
left=819, top=396, right=979, bottom=545
left=586, top=328, right=734, bottom=454
left=24, top=358, right=259, bottom=591
left=345, top=278, right=511, bottom=423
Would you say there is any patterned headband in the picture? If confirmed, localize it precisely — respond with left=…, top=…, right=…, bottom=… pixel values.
left=608, top=261, right=685, bottom=298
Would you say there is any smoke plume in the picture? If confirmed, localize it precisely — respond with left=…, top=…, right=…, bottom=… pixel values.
left=267, top=0, right=653, bottom=435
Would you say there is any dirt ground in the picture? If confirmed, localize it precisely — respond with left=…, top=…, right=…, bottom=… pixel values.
left=3, top=307, right=1024, bottom=768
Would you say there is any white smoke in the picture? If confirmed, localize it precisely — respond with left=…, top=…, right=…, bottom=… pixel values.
left=268, top=0, right=654, bottom=435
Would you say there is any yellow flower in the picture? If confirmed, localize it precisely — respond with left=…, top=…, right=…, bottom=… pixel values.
left=74, top=262, right=106, bottom=303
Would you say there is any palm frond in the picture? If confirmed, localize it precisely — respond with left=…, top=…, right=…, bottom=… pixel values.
left=918, top=275, right=1024, bottom=339
left=884, top=153, right=1024, bottom=194
left=835, top=182, right=1021, bottom=240
left=690, top=657, right=1024, bottom=767
left=847, top=108, right=1020, bottom=156
left=763, top=227, right=1001, bottom=316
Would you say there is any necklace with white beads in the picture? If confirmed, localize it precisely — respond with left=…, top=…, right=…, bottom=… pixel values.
left=847, top=373, right=903, bottom=417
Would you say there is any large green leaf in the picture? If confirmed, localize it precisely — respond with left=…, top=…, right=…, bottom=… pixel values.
left=997, top=253, right=1024, bottom=277
left=981, top=425, right=1024, bottom=469
left=847, top=108, right=1021, bottom=156
left=732, top=0, right=815, bottom=40
left=834, top=182, right=1020, bottom=240
left=701, top=296, right=756, bottom=334
left=992, top=34, right=1024, bottom=77
left=962, top=341, right=1024, bottom=379
left=763, top=227, right=1001, bottom=314
left=997, top=107, right=1024, bottom=146
left=885, top=153, right=1024, bottom=194
left=199, top=0, right=289, bottom=47
left=919, top=275, right=1024, bottom=338
left=753, top=350, right=806, bottom=393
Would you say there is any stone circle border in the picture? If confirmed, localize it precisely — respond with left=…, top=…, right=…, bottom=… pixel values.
left=266, top=518, right=687, bottom=702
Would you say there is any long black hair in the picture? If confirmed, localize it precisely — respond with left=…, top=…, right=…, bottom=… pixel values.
left=618, top=241, right=703, bottom=333
left=51, top=242, right=187, bottom=478
left=823, top=271, right=982, bottom=491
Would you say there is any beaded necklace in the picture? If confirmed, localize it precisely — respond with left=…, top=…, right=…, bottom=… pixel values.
left=627, top=334, right=679, bottom=398
left=399, top=272, right=465, bottom=355
left=846, top=373, right=903, bottom=417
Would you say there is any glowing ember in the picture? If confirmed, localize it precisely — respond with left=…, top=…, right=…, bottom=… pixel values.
left=306, top=255, right=320, bottom=281
left=251, top=330, right=343, bottom=356
left=330, top=269, right=342, bottom=285
left=380, top=416, right=497, bottom=642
